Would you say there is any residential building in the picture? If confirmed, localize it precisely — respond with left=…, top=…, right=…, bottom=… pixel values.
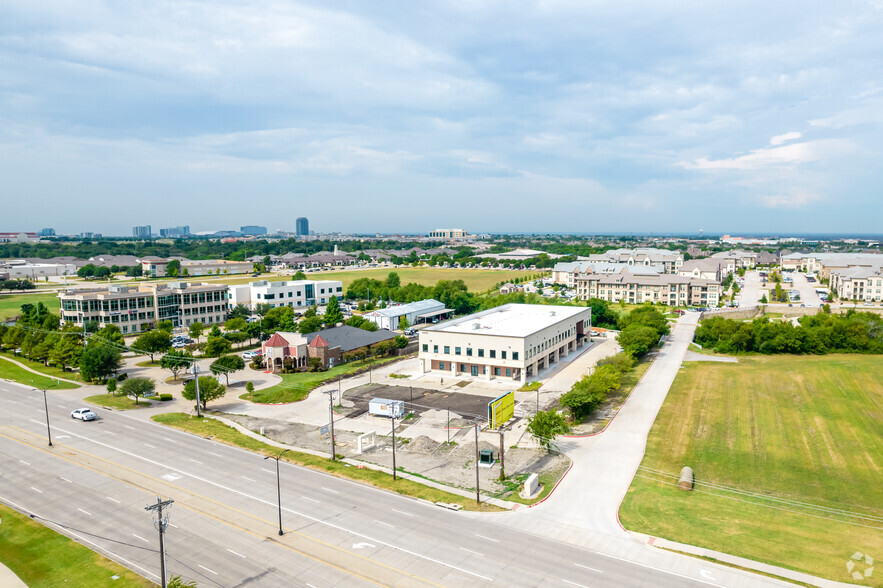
left=159, top=226, right=190, bottom=238
left=575, top=273, right=720, bottom=307
left=428, top=229, right=468, bottom=239
left=552, top=261, right=663, bottom=288
left=678, top=259, right=726, bottom=282
left=363, top=299, right=450, bottom=331
left=0, top=232, right=40, bottom=243
left=262, top=326, right=396, bottom=370
left=829, top=267, right=883, bottom=302
left=59, top=281, right=229, bottom=335
left=780, top=253, right=883, bottom=280
left=228, top=279, right=343, bottom=310
left=295, top=217, right=310, bottom=237
left=418, top=303, right=592, bottom=383
left=709, top=249, right=757, bottom=273
left=240, top=225, right=267, bottom=236
left=132, top=225, right=152, bottom=238
left=581, top=248, right=684, bottom=274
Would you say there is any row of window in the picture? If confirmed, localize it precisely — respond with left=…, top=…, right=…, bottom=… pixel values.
left=423, top=344, right=519, bottom=361
left=437, top=361, right=513, bottom=378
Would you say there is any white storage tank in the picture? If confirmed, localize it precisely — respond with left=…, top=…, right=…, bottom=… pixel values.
left=369, top=398, right=404, bottom=419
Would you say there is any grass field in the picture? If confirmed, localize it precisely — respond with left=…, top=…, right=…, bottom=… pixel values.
left=0, top=357, right=80, bottom=389
left=619, top=355, right=883, bottom=585
left=0, top=351, right=83, bottom=382
left=84, top=394, right=151, bottom=409
left=0, top=292, right=60, bottom=321
left=241, top=356, right=404, bottom=403
left=0, top=503, right=153, bottom=587
left=152, top=413, right=500, bottom=511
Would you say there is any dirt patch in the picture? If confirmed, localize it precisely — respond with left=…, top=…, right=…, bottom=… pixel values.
left=341, top=383, right=491, bottom=420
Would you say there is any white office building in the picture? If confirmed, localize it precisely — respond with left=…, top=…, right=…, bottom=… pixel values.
left=229, top=279, right=344, bottom=310
left=418, top=304, right=591, bottom=383
left=363, top=299, right=449, bottom=331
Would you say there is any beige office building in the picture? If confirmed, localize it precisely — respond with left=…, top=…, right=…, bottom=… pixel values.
left=428, top=229, right=468, bottom=239
left=59, top=282, right=229, bottom=335
left=418, top=304, right=591, bottom=383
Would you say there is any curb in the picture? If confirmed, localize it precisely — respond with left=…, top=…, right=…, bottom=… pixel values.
left=526, top=455, right=574, bottom=508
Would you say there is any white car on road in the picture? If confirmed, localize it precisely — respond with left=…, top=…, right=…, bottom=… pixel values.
left=71, top=408, right=97, bottom=421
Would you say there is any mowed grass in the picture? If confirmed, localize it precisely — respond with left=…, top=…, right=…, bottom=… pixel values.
left=84, top=394, right=151, bottom=409
left=0, top=351, right=83, bottom=382
left=0, top=503, right=153, bottom=587
left=214, top=267, right=540, bottom=292
left=0, top=357, right=80, bottom=389
left=0, top=292, right=60, bottom=321
left=152, top=413, right=501, bottom=511
left=241, top=356, right=403, bottom=403
left=619, top=355, right=883, bottom=585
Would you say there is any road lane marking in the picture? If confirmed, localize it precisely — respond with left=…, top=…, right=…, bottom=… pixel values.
left=106, top=496, right=120, bottom=503
left=132, top=533, right=149, bottom=543
left=78, top=508, right=92, bottom=516
left=210, top=452, right=222, bottom=457
left=144, top=443, right=156, bottom=448
left=31, top=486, right=42, bottom=494
left=16, top=424, right=492, bottom=583
left=162, top=437, right=176, bottom=443
left=19, top=459, right=30, bottom=465
left=56, top=404, right=66, bottom=409
left=60, top=477, right=72, bottom=483
left=392, top=509, right=414, bottom=517
left=593, top=551, right=726, bottom=587
left=475, top=534, right=498, bottom=542
left=169, top=523, right=178, bottom=529
left=226, top=548, right=246, bottom=558
left=320, top=486, right=340, bottom=494
left=261, top=468, right=274, bottom=474
left=125, top=425, right=135, bottom=430
left=373, top=520, right=395, bottom=528
left=574, top=563, right=602, bottom=573
left=301, top=496, right=320, bottom=503
left=188, top=459, right=202, bottom=464
left=241, top=476, right=256, bottom=482
left=459, top=547, right=484, bottom=557
left=562, top=580, right=591, bottom=588
left=198, top=564, right=218, bottom=575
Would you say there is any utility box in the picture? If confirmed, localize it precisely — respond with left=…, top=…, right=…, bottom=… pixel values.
left=479, top=449, right=495, bottom=465
left=369, top=398, right=404, bottom=419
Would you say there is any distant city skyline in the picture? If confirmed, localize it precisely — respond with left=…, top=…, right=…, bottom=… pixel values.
left=2, top=2, right=883, bottom=233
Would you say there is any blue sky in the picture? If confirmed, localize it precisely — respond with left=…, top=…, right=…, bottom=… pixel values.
left=2, top=1, right=882, bottom=236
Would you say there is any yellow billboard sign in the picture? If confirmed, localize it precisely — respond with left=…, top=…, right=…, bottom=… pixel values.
left=488, top=391, right=515, bottom=429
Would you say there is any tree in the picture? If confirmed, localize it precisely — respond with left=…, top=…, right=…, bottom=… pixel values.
left=559, top=364, right=622, bottom=420
left=398, top=316, right=410, bottom=330
left=298, top=316, right=322, bottom=334
left=244, top=321, right=262, bottom=344
left=119, top=376, right=155, bottom=405
left=526, top=410, right=570, bottom=451
left=160, top=349, right=193, bottom=381
left=228, top=304, right=251, bottom=320
left=253, top=303, right=272, bottom=317
left=245, top=381, right=254, bottom=394
left=324, top=296, right=344, bottom=325
left=133, top=329, right=172, bottom=362
left=304, top=304, right=318, bottom=318
left=183, top=376, right=226, bottom=411
left=585, top=298, right=619, bottom=329
left=617, top=325, right=659, bottom=358
left=386, top=272, right=401, bottom=289
left=166, top=259, right=181, bottom=277
left=106, top=378, right=117, bottom=394
left=95, top=324, right=124, bottom=348
left=189, top=321, right=205, bottom=343
left=204, top=336, right=232, bottom=357
left=293, top=270, right=307, bottom=281
left=168, top=575, right=197, bottom=588
left=209, top=325, right=222, bottom=338
left=78, top=344, right=123, bottom=382
left=49, top=335, right=82, bottom=371
left=225, top=317, right=247, bottom=332
left=210, top=354, right=245, bottom=385
left=157, top=320, right=174, bottom=333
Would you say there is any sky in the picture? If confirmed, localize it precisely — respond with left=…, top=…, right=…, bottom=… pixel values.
left=2, top=1, right=882, bottom=236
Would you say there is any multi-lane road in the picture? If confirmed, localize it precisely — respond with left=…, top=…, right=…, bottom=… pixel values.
left=0, top=380, right=791, bottom=587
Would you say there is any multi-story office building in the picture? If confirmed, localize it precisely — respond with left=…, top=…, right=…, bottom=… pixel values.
left=240, top=225, right=267, bottom=236
left=418, top=304, right=591, bottom=383
left=159, top=226, right=190, bottom=238
left=39, top=228, right=56, bottom=237
left=228, top=279, right=343, bottom=310
left=428, top=229, right=468, bottom=239
left=180, top=259, right=252, bottom=276
left=295, top=217, right=309, bottom=237
left=132, top=225, right=152, bottom=238
left=575, top=273, right=720, bottom=307
left=59, top=282, right=229, bottom=335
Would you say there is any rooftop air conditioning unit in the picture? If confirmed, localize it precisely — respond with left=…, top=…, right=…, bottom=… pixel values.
left=473, top=322, right=481, bottom=330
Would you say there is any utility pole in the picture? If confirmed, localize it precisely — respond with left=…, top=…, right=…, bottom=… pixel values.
left=323, top=390, right=336, bottom=460
left=264, top=449, right=291, bottom=535
left=145, top=497, right=174, bottom=588
left=34, top=379, right=59, bottom=447
left=474, top=422, right=481, bottom=505
left=499, top=429, right=505, bottom=480
left=446, top=407, right=450, bottom=445
left=536, top=387, right=540, bottom=417
left=391, top=413, right=397, bottom=480
left=191, top=363, right=202, bottom=417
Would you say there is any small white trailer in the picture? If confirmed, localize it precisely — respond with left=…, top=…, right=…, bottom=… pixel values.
left=369, top=398, right=404, bottom=419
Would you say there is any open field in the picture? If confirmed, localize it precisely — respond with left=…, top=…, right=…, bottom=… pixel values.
left=619, top=355, right=883, bottom=586
left=241, top=355, right=405, bottom=403
left=0, top=503, right=153, bottom=587
left=0, top=292, right=60, bottom=321
left=152, top=413, right=501, bottom=511
left=0, top=357, right=80, bottom=390
left=84, top=394, right=152, bottom=409
left=0, top=351, right=83, bottom=382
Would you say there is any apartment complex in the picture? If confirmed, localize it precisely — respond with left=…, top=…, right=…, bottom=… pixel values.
left=709, top=249, right=758, bottom=273
left=581, top=248, right=684, bottom=274
left=228, top=279, right=343, bottom=310
left=59, top=282, right=229, bottom=334
left=830, top=266, right=883, bottom=302
left=781, top=252, right=883, bottom=279
left=418, top=304, right=591, bottom=383
left=575, top=273, right=720, bottom=307
left=428, top=228, right=468, bottom=239
left=552, top=261, right=663, bottom=288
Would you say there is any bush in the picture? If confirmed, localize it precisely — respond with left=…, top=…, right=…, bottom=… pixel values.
left=245, top=381, right=254, bottom=393
left=116, top=372, right=129, bottom=382
left=159, top=394, right=173, bottom=401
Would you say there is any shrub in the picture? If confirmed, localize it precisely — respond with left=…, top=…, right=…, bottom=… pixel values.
left=159, top=394, right=173, bottom=401
left=116, top=372, right=129, bottom=382
left=245, top=381, right=254, bottom=393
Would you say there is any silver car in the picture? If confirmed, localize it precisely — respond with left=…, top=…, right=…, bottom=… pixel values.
left=71, top=408, right=97, bottom=421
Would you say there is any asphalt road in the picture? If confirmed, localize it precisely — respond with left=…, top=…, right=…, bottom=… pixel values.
left=0, top=380, right=786, bottom=588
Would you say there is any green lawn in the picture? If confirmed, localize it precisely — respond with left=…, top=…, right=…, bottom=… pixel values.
left=152, top=413, right=500, bottom=512
left=0, top=503, right=153, bottom=587
left=619, top=355, right=883, bottom=586
left=0, top=350, right=82, bottom=382
left=84, top=394, right=152, bottom=409
left=242, top=356, right=404, bottom=403
left=0, top=357, right=80, bottom=389
left=0, top=292, right=60, bottom=321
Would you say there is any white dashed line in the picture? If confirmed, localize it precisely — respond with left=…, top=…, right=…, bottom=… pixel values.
left=210, top=452, right=222, bottom=457
left=562, top=580, right=591, bottom=588
left=241, top=476, right=255, bottom=482
left=19, top=460, right=30, bottom=466
left=125, top=425, right=135, bottom=430
left=107, top=496, right=121, bottom=504
left=198, top=565, right=218, bottom=575
left=132, top=533, right=149, bottom=543
left=162, top=437, right=176, bottom=443
left=475, top=534, right=499, bottom=543
left=188, top=459, right=202, bottom=464
left=60, top=477, right=72, bottom=483
left=392, top=509, right=414, bottom=517
left=78, top=508, right=92, bottom=516
left=300, top=496, right=320, bottom=504
left=30, top=487, right=43, bottom=494
left=144, top=443, right=156, bottom=449
left=169, top=523, right=179, bottom=529
left=56, top=404, right=65, bottom=409
left=373, top=520, right=395, bottom=528
left=320, top=487, right=339, bottom=494
left=574, top=563, right=603, bottom=573
left=261, top=468, right=274, bottom=474
left=226, top=549, right=246, bottom=558
left=459, top=547, right=484, bottom=557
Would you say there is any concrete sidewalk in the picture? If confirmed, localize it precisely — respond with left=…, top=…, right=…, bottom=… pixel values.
left=0, top=563, right=27, bottom=588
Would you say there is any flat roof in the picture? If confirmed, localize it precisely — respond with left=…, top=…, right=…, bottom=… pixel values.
left=422, top=303, right=588, bottom=338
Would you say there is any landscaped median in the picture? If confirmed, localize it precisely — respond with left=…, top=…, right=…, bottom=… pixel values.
left=241, top=355, right=404, bottom=404
left=0, top=503, right=153, bottom=587
left=151, top=412, right=502, bottom=512
left=619, top=355, right=883, bottom=586
left=84, top=394, right=151, bottom=410
left=0, top=357, right=80, bottom=390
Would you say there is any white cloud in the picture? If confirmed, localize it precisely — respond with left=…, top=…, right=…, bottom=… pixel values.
left=769, top=131, right=801, bottom=146
left=681, top=139, right=853, bottom=170
left=757, top=190, right=822, bottom=209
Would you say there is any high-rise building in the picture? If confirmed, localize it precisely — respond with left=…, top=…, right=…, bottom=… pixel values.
left=39, top=228, right=56, bottom=237
left=159, top=226, right=190, bottom=238
left=295, top=217, right=309, bottom=237
left=132, top=225, right=152, bottom=238
left=240, top=225, right=268, bottom=236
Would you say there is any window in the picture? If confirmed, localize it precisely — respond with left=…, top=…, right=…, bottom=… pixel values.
left=471, top=365, right=479, bottom=376
left=434, top=345, right=438, bottom=353
left=444, top=345, right=450, bottom=354
left=455, top=347, right=461, bottom=355
left=489, top=350, right=496, bottom=358
left=494, top=367, right=500, bottom=376
left=506, top=368, right=511, bottom=377
left=460, top=364, right=466, bottom=371
left=439, top=362, right=445, bottom=370
left=422, top=344, right=428, bottom=352
left=466, top=348, right=472, bottom=356
left=512, top=352, right=519, bottom=360
left=478, top=349, right=484, bottom=357
left=501, top=351, right=507, bottom=359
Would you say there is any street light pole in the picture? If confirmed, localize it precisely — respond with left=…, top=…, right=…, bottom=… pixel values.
left=191, top=363, right=202, bottom=418
left=391, top=413, right=397, bottom=480
left=323, top=390, right=336, bottom=460
left=264, top=449, right=291, bottom=536
left=34, top=379, right=59, bottom=447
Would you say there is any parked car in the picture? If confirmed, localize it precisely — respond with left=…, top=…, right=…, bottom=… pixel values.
left=242, top=350, right=261, bottom=359
left=403, top=328, right=417, bottom=337
left=71, top=408, right=97, bottom=421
